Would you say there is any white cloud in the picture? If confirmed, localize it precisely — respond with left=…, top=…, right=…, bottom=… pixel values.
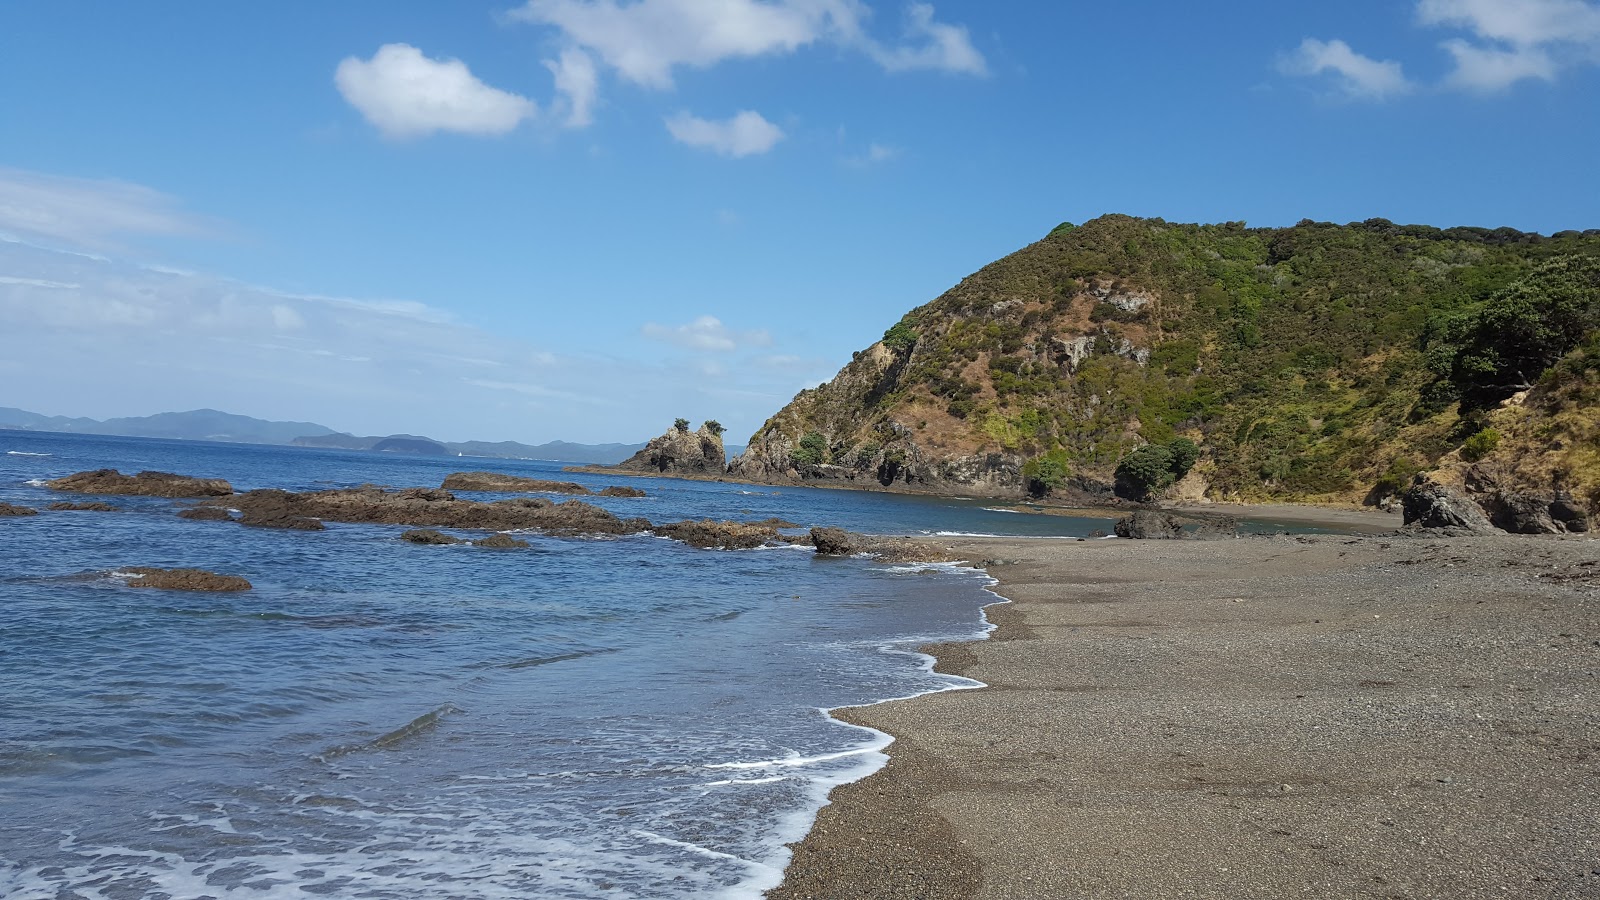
left=845, top=141, right=900, bottom=167
left=1418, top=0, right=1600, bottom=90
left=862, top=2, right=986, bottom=75
left=335, top=43, right=537, bottom=139
left=1279, top=38, right=1412, bottom=99
left=642, top=315, right=772, bottom=351
left=0, top=167, right=217, bottom=250
left=546, top=47, right=600, bottom=127
left=665, top=110, right=785, bottom=157
left=271, top=304, right=306, bottom=331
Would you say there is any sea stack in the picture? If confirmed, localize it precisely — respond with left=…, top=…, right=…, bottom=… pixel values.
left=613, top=419, right=727, bottom=476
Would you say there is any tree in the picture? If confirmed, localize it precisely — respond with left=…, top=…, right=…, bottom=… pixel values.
left=703, top=420, right=725, bottom=436
left=883, top=320, right=918, bottom=353
left=1114, top=438, right=1201, bottom=500
left=673, top=418, right=690, bottom=433
left=1022, top=449, right=1072, bottom=497
left=790, top=431, right=828, bottom=468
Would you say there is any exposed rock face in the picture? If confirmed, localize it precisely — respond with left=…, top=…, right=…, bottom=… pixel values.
left=811, top=527, right=856, bottom=556
left=442, top=472, right=592, bottom=494
left=48, top=469, right=233, bottom=498
left=0, top=502, right=39, bottom=516
left=47, top=501, right=119, bottom=511
left=1479, top=491, right=1562, bottom=535
left=652, top=519, right=787, bottom=550
left=615, top=422, right=727, bottom=476
left=217, top=486, right=639, bottom=537
left=1114, top=511, right=1187, bottom=539
left=1401, top=480, right=1500, bottom=534
left=121, top=567, right=251, bottom=592
left=1550, top=498, right=1590, bottom=533
left=475, top=533, right=531, bottom=549
left=178, top=506, right=236, bottom=522
left=598, top=486, right=648, bottom=498
left=401, top=529, right=464, bottom=545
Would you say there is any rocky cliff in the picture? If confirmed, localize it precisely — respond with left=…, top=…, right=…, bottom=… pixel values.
left=730, top=215, right=1600, bottom=518
left=614, top=420, right=727, bottom=476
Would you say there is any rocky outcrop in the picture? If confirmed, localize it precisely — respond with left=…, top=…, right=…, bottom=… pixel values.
left=215, top=486, right=645, bottom=537
left=47, top=469, right=233, bottom=498
left=475, top=533, right=531, bottom=549
left=120, top=567, right=251, bottom=592
left=0, top=502, right=39, bottom=516
left=1478, top=491, right=1563, bottom=535
left=808, top=527, right=955, bottom=563
left=1401, top=479, right=1500, bottom=534
left=598, top=485, right=648, bottom=498
left=47, top=501, right=119, bottom=511
left=178, top=506, right=236, bottom=522
left=615, top=421, right=727, bottom=476
left=652, top=519, right=791, bottom=550
left=1550, top=497, right=1590, bottom=533
left=442, top=472, right=592, bottom=494
left=401, top=528, right=464, bottom=545
left=1114, top=511, right=1186, bottom=539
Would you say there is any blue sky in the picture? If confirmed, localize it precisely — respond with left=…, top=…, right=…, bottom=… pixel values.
left=2, top=0, right=1597, bottom=444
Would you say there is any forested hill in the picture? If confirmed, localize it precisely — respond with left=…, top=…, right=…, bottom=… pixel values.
left=730, top=215, right=1600, bottom=513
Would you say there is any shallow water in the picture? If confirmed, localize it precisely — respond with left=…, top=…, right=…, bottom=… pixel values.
left=1, top=432, right=1113, bottom=899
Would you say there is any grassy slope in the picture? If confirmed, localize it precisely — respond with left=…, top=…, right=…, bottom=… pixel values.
left=746, top=215, right=1600, bottom=507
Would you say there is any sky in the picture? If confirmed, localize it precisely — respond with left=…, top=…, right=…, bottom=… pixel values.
left=2, top=0, right=1598, bottom=445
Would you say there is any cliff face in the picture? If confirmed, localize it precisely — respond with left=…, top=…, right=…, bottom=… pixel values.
left=731, top=215, right=1600, bottom=513
left=615, top=421, right=727, bottom=475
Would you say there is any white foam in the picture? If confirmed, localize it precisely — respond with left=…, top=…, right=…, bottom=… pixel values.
left=23, top=478, right=48, bottom=486
left=7, top=450, right=51, bottom=457
left=979, top=507, right=1020, bottom=514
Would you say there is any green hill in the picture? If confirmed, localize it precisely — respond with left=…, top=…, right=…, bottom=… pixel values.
left=731, top=215, right=1600, bottom=514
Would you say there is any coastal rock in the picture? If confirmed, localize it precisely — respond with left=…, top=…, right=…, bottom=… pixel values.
left=401, top=529, right=464, bottom=545
left=598, top=486, right=648, bottom=498
left=475, top=533, right=531, bottom=549
left=653, top=519, right=785, bottom=550
left=811, top=527, right=856, bottom=556
left=178, top=506, right=236, bottom=522
left=0, top=502, right=39, bottom=517
left=47, top=501, right=119, bottom=512
left=47, top=469, right=233, bottom=498
left=1190, top=514, right=1240, bottom=540
left=1550, top=498, right=1590, bottom=533
left=615, top=421, right=727, bottom=476
left=1401, top=479, right=1500, bottom=534
left=808, top=526, right=953, bottom=563
left=1114, top=510, right=1187, bottom=539
left=221, top=486, right=633, bottom=537
left=1480, top=491, right=1562, bottom=535
left=120, top=567, right=251, bottom=592
left=442, top=472, right=592, bottom=494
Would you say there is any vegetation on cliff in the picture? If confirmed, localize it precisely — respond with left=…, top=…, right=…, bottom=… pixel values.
left=735, top=215, right=1600, bottom=511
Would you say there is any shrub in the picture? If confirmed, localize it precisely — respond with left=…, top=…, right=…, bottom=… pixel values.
left=1114, top=437, right=1201, bottom=500
left=1460, top=428, right=1501, bottom=462
left=673, top=418, right=690, bottom=433
left=790, top=432, right=828, bottom=468
left=703, top=420, right=725, bottom=436
left=1023, top=450, right=1072, bottom=497
left=883, top=321, right=918, bottom=353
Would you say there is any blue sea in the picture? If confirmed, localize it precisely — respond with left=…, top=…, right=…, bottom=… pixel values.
left=0, top=431, right=1133, bottom=900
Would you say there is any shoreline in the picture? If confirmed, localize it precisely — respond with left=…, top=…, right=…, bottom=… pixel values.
left=769, top=532, right=1599, bottom=898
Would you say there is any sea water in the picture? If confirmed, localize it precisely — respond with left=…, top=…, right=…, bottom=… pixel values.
left=0, top=432, right=1122, bottom=899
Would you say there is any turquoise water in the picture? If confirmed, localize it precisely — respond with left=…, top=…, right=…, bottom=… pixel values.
left=0, top=432, right=1121, bottom=899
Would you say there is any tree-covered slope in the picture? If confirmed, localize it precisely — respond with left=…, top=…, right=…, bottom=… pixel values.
left=731, top=215, right=1600, bottom=512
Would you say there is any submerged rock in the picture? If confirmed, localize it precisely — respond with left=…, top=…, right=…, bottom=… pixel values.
left=0, top=502, right=39, bottom=517
left=220, top=486, right=632, bottom=537
left=475, top=533, right=531, bottom=549
left=47, top=469, right=233, bottom=498
left=401, top=529, right=464, bottom=545
left=442, top=472, right=593, bottom=494
left=178, top=506, right=236, bottom=522
left=120, top=567, right=251, bottom=592
left=47, top=501, right=119, bottom=512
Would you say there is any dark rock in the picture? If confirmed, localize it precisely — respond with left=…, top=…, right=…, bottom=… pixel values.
left=597, top=485, right=648, bottom=498
left=443, top=472, right=592, bottom=494
left=1481, top=491, right=1562, bottom=535
left=0, top=502, right=38, bottom=517
left=1400, top=479, right=1500, bottom=534
left=1191, top=515, right=1240, bottom=540
left=47, top=469, right=233, bottom=498
left=401, top=529, right=464, bottom=545
left=47, top=501, right=119, bottom=512
left=178, top=506, right=236, bottom=522
left=1114, top=511, right=1187, bottom=539
left=614, top=422, right=727, bottom=476
left=811, top=527, right=856, bottom=556
left=475, top=533, right=531, bottom=549
left=224, top=486, right=629, bottom=537
left=653, top=519, right=781, bottom=550
left=1550, top=498, right=1590, bottom=533
left=121, top=567, right=251, bottom=592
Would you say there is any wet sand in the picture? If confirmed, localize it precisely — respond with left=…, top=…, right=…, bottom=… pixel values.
left=770, top=533, right=1600, bottom=899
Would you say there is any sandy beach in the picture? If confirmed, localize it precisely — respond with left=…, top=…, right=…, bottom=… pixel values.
left=771, top=532, right=1600, bottom=899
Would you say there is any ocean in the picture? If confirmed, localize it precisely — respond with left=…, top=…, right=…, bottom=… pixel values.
left=0, top=431, right=1126, bottom=899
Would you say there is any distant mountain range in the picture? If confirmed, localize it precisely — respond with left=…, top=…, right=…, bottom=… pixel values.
left=0, top=407, right=648, bottom=464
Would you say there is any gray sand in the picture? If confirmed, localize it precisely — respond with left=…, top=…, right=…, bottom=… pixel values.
left=771, top=533, right=1600, bottom=899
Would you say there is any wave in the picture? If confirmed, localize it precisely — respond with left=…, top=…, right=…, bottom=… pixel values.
left=502, top=648, right=617, bottom=670
left=7, top=451, right=51, bottom=457
left=23, top=478, right=48, bottom=486
left=320, top=704, right=460, bottom=759
left=979, top=507, right=1020, bottom=514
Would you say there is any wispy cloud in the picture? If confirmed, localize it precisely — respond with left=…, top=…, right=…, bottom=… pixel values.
left=1279, top=38, right=1412, bottom=100
left=642, top=315, right=772, bottom=351
left=665, top=110, right=785, bottom=157
left=845, top=141, right=901, bottom=167
left=0, top=167, right=220, bottom=251
left=335, top=43, right=537, bottom=138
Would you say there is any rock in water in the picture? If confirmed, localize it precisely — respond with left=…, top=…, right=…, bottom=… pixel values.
left=597, top=485, right=648, bottom=497
left=474, top=533, right=531, bottom=549
left=0, top=502, right=39, bottom=517
left=46, top=501, right=119, bottom=512
left=1400, top=479, right=1500, bottom=534
left=614, top=421, right=726, bottom=476
left=401, top=529, right=464, bottom=545
left=178, top=506, right=236, bottom=522
left=652, top=519, right=782, bottom=550
left=47, top=469, right=233, bottom=498
left=442, top=472, right=593, bottom=494
left=810, top=527, right=855, bottom=556
left=1114, top=510, right=1188, bottom=539
left=121, top=567, right=251, bottom=592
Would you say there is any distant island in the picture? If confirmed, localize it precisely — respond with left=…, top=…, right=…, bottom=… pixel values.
left=0, top=406, right=648, bottom=465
